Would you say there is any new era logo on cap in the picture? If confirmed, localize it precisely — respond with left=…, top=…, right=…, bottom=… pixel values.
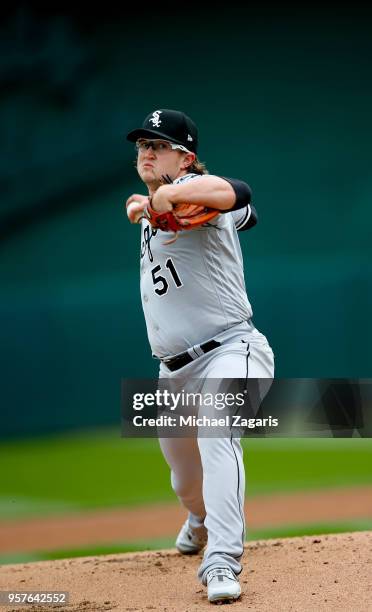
left=126, top=109, right=198, bottom=154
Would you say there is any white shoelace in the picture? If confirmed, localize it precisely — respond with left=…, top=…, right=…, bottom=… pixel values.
left=208, top=568, right=235, bottom=582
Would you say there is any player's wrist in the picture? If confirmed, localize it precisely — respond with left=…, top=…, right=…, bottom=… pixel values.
left=150, top=189, right=174, bottom=213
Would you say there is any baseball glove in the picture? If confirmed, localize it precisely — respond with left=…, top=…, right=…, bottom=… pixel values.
left=144, top=175, right=219, bottom=244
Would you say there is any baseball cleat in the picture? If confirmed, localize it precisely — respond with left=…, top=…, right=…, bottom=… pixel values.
left=207, top=567, right=241, bottom=603
left=175, top=519, right=207, bottom=554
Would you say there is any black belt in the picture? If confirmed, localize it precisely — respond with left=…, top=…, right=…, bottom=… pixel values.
left=162, top=340, right=221, bottom=372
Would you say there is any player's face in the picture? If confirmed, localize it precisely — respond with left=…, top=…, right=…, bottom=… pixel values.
left=135, top=139, right=192, bottom=187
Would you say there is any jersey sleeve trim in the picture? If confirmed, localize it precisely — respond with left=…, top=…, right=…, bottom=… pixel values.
left=236, top=204, right=258, bottom=232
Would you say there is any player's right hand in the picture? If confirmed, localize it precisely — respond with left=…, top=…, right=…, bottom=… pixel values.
left=125, top=194, right=149, bottom=224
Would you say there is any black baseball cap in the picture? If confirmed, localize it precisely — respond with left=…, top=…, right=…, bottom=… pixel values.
left=126, top=109, right=198, bottom=154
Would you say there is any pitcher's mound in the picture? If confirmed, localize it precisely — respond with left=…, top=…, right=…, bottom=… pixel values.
left=1, top=532, right=371, bottom=612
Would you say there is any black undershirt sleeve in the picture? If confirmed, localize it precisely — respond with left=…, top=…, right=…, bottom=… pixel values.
left=219, top=176, right=252, bottom=211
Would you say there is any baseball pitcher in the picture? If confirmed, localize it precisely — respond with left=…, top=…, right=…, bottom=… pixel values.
left=125, top=109, right=274, bottom=604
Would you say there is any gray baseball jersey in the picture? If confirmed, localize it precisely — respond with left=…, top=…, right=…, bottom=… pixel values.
left=140, top=173, right=255, bottom=358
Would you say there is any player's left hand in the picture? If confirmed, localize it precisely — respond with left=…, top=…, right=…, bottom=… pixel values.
left=144, top=199, right=220, bottom=245
left=150, top=185, right=175, bottom=213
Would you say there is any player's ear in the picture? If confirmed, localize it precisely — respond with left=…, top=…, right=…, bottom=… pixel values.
left=181, top=152, right=196, bottom=170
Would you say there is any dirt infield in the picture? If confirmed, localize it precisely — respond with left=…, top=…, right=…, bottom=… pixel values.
left=0, top=531, right=371, bottom=611
left=1, top=486, right=371, bottom=554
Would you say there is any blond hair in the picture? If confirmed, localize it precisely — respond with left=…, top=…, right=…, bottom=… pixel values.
left=187, top=157, right=208, bottom=175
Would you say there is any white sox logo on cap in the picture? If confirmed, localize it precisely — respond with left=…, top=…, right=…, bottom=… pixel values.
left=149, top=110, right=162, bottom=128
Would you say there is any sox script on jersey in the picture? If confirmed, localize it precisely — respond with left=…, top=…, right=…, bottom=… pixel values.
left=139, top=172, right=274, bottom=584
